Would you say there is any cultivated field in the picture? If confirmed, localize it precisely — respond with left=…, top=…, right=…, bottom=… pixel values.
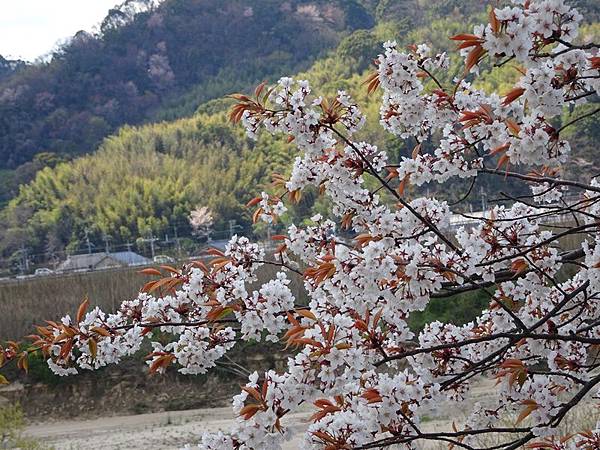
left=0, top=262, right=306, bottom=341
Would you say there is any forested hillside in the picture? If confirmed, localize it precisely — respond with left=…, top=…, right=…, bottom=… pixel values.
left=0, top=0, right=372, bottom=173
left=0, top=0, right=599, bottom=270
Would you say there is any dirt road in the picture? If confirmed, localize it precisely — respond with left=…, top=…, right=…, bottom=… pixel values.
left=26, top=406, right=311, bottom=449
left=24, top=377, right=595, bottom=450
left=24, top=380, right=496, bottom=450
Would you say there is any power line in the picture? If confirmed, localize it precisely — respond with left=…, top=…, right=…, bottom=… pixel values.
left=0, top=221, right=277, bottom=275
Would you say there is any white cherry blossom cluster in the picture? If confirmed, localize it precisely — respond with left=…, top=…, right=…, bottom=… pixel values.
left=237, top=272, right=294, bottom=342
left=257, top=191, right=287, bottom=224
left=474, top=0, right=582, bottom=64
left=304, top=370, right=438, bottom=449
left=530, top=181, right=567, bottom=203
left=147, top=326, right=235, bottom=375
left=378, top=41, right=453, bottom=140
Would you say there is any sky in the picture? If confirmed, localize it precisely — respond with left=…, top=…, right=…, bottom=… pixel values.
left=0, top=0, right=120, bottom=61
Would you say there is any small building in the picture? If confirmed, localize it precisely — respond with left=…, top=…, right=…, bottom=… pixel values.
left=57, top=251, right=151, bottom=272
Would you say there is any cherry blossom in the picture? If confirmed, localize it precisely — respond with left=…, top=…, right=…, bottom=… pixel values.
left=2, top=1, right=599, bottom=449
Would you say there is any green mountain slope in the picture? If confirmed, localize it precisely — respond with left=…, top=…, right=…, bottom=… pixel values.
left=0, top=114, right=296, bottom=255
left=0, top=0, right=372, bottom=173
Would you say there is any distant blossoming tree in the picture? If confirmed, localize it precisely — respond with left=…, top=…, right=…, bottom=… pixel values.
left=3, top=1, right=600, bottom=448
left=189, top=206, right=214, bottom=241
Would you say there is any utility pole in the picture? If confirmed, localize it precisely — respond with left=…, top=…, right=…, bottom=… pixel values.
left=151, top=237, right=157, bottom=259
left=228, top=220, right=242, bottom=239
left=125, top=241, right=133, bottom=252
left=23, top=245, right=29, bottom=272
left=139, top=237, right=159, bottom=259
left=16, top=245, right=29, bottom=275
left=84, top=229, right=93, bottom=254
left=102, top=234, right=112, bottom=254
left=50, top=251, right=59, bottom=270
left=480, top=186, right=488, bottom=212
left=266, top=222, right=273, bottom=253
left=229, top=220, right=235, bottom=239
left=173, top=225, right=182, bottom=258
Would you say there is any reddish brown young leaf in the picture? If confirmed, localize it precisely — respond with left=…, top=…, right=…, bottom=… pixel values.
left=90, top=326, right=111, bottom=337
left=17, top=352, right=29, bottom=373
left=141, top=280, right=157, bottom=293
left=252, top=207, right=264, bottom=224
left=159, top=265, right=180, bottom=275
left=294, top=337, right=322, bottom=348
left=354, top=319, right=369, bottom=333
left=505, top=118, right=521, bottom=135
left=88, top=338, right=98, bottom=360
left=397, top=175, right=410, bottom=196
left=311, top=431, right=336, bottom=444
left=450, top=33, right=482, bottom=41
left=246, top=196, right=262, bottom=208
left=465, top=45, right=487, bottom=73
left=496, top=153, right=511, bottom=170
left=241, top=386, right=262, bottom=402
left=331, top=343, right=349, bottom=352
left=489, top=6, right=500, bottom=33
left=411, top=143, right=422, bottom=159
left=254, top=81, right=267, bottom=99
left=139, top=267, right=162, bottom=276
left=457, top=40, right=483, bottom=50
left=206, top=248, right=226, bottom=257
left=489, top=143, right=510, bottom=156
left=289, top=189, right=302, bottom=204
left=296, top=309, right=317, bottom=321
left=239, top=404, right=261, bottom=420
left=228, top=93, right=251, bottom=102
left=147, top=277, right=172, bottom=294
left=286, top=311, right=300, bottom=327
left=363, top=71, right=380, bottom=95
left=361, top=388, right=383, bottom=404
left=511, top=258, right=529, bottom=275
left=59, top=340, right=74, bottom=360
left=502, top=87, right=526, bottom=106
left=77, top=297, right=90, bottom=323
left=515, top=399, right=539, bottom=425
